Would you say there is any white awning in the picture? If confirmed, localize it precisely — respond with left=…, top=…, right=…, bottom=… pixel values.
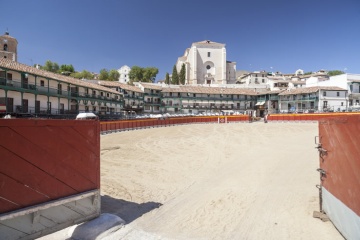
left=255, top=101, right=265, bottom=106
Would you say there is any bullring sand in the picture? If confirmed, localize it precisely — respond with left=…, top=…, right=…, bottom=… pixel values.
left=99, top=122, right=343, bottom=240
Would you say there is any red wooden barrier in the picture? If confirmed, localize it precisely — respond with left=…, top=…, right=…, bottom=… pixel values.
left=318, top=115, right=360, bottom=239
left=0, top=119, right=100, bottom=213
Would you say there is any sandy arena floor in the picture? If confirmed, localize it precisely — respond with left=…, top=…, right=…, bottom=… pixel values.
left=99, top=122, right=343, bottom=240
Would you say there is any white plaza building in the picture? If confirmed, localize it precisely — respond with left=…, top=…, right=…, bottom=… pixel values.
left=176, top=40, right=236, bottom=85
left=117, top=65, right=131, bottom=84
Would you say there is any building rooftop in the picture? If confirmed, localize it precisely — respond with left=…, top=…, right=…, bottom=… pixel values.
left=0, top=58, right=119, bottom=94
left=279, top=86, right=347, bottom=95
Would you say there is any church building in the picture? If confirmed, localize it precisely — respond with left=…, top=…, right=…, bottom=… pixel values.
left=0, top=31, right=18, bottom=62
left=176, top=40, right=236, bottom=85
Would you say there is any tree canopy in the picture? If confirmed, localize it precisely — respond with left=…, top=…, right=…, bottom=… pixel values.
left=70, top=70, right=94, bottom=79
left=99, top=69, right=109, bottom=80
left=108, top=69, right=120, bottom=81
left=179, top=63, right=186, bottom=85
left=327, top=70, right=345, bottom=76
left=165, top=72, right=170, bottom=84
left=172, top=65, right=179, bottom=85
left=129, top=66, right=159, bottom=84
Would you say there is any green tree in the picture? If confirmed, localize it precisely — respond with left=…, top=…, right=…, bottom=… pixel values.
left=171, top=65, right=179, bottom=85
left=129, top=66, right=143, bottom=84
left=60, top=64, right=75, bottom=73
left=71, top=70, right=94, bottom=79
left=179, top=63, right=186, bottom=85
left=328, top=70, right=345, bottom=76
left=165, top=72, right=170, bottom=84
left=99, top=69, right=109, bottom=80
left=108, top=69, right=120, bottom=81
left=42, top=60, right=59, bottom=73
left=304, top=71, right=313, bottom=75
left=143, top=67, right=159, bottom=82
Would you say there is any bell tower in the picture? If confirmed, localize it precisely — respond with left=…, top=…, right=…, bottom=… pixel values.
left=0, top=31, right=18, bottom=62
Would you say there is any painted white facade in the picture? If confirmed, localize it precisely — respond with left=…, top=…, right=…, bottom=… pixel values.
left=176, top=40, right=236, bottom=85
left=117, top=65, right=131, bottom=84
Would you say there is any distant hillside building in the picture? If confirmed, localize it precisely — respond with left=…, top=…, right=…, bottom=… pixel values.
left=0, top=31, right=18, bottom=62
left=118, top=65, right=131, bottom=83
left=176, top=40, right=236, bottom=85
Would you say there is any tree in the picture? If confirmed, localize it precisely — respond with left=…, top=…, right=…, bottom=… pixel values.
left=70, top=70, right=94, bottom=79
left=42, top=60, right=59, bottom=73
left=304, top=71, right=313, bottom=75
left=328, top=70, right=345, bottom=76
left=99, top=69, right=109, bottom=80
left=179, top=63, right=186, bottom=85
left=172, top=65, right=179, bottom=85
left=129, top=66, right=143, bottom=83
left=165, top=72, right=170, bottom=84
left=108, top=69, right=120, bottom=81
left=143, top=67, right=159, bottom=82
left=60, top=64, right=75, bottom=73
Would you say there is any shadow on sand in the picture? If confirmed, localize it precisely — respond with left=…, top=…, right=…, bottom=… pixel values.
left=101, top=195, right=162, bottom=224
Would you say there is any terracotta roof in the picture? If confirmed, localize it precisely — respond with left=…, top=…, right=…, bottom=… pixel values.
left=139, top=82, right=163, bottom=90
left=257, top=89, right=286, bottom=95
left=162, top=85, right=258, bottom=95
left=279, top=86, right=346, bottom=95
left=0, top=58, right=120, bottom=94
left=1, top=33, right=18, bottom=43
left=98, top=81, right=143, bottom=93
left=291, top=81, right=306, bottom=84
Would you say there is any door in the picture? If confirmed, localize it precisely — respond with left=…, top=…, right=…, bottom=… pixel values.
left=22, top=99, right=28, bottom=113
left=35, top=100, right=40, bottom=113
left=21, top=74, right=28, bottom=89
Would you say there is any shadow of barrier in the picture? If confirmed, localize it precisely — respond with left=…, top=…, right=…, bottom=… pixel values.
left=101, top=195, right=162, bottom=224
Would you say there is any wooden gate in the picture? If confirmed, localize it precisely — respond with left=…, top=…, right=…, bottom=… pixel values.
left=317, top=115, right=360, bottom=240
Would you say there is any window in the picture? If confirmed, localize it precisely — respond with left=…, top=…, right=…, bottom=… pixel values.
left=93, top=90, right=96, bottom=95
left=193, top=94, right=196, bottom=97
left=107, top=93, right=110, bottom=97
left=206, top=65, right=211, bottom=70
left=323, top=101, right=328, bottom=108
left=101, top=92, right=104, bottom=96
left=208, top=52, right=211, bottom=57
left=7, top=73, right=12, bottom=80
left=93, top=106, right=96, bottom=112
left=40, top=80, right=45, bottom=87
left=3, top=44, right=8, bottom=51
left=323, top=91, right=326, bottom=96
left=341, top=102, right=344, bottom=106
left=337, top=92, right=339, bottom=96
left=262, top=79, right=264, bottom=83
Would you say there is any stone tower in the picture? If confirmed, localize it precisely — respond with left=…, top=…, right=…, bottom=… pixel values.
left=0, top=31, right=18, bottom=62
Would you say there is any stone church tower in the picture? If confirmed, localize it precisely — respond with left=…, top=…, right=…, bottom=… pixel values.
left=0, top=31, right=18, bottom=62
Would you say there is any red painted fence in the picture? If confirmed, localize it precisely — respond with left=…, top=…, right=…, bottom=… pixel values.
left=100, top=115, right=249, bottom=133
left=0, top=119, right=100, bottom=214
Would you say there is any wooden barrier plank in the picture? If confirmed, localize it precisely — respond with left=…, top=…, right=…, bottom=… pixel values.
left=0, top=146, right=74, bottom=200
left=0, top=127, right=96, bottom=194
left=12, top=126, right=98, bottom=186
left=0, top=173, right=49, bottom=209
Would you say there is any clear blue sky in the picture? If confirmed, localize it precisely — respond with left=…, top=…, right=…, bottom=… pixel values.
left=1, top=0, right=359, bottom=81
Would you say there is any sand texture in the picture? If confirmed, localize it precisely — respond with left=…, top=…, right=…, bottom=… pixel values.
left=100, top=122, right=343, bottom=240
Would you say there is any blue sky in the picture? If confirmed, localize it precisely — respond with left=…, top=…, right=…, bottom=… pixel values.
left=1, top=0, right=359, bottom=81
